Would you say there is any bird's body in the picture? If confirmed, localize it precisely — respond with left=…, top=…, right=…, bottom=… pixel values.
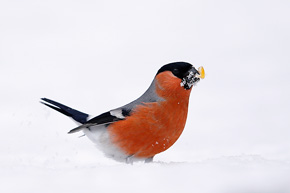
left=41, top=62, right=204, bottom=163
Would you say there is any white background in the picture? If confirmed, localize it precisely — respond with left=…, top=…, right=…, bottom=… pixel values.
left=0, top=0, right=289, bottom=192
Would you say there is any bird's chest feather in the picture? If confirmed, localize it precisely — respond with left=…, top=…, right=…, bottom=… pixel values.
left=108, top=72, right=192, bottom=158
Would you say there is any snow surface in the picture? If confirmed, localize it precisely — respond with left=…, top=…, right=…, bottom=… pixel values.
left=1, top=155, right=290, bottom=193
left=1, top=0, right=290, bottom=192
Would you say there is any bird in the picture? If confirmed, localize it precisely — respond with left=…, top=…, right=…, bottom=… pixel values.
left=41, top=62, right=205, bottom=163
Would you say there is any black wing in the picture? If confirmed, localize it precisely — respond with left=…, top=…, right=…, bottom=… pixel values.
left=86, top=112, right=122, bottom=125
left=68, top=109, right=131, bottom=134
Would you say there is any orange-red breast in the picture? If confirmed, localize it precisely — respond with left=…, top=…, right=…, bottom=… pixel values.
left=41, top=62, right=204, bottom=163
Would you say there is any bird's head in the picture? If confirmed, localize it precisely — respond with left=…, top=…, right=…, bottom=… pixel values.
left=156, top=62, right=205, bottom=90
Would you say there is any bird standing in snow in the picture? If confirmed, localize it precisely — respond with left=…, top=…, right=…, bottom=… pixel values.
left=41, top=62, right=205, bottom=163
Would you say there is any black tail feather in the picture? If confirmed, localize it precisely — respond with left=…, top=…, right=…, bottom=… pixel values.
left=41, top=98, right=89, bottom=124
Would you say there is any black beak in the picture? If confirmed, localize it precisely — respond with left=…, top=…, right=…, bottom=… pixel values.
left=181, top=67, right=200, bottom=89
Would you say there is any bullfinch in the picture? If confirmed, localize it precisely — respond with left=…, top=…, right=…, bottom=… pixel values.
left=41, top=62, right=205, bottom=163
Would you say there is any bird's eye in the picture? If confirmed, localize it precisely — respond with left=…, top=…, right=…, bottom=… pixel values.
left=172, top=68, right=179, bottom=75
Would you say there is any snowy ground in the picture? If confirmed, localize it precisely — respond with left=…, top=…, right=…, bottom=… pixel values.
left=1, top=0, right=290, bottom=192
left=1, top=155, right=290, bottom=193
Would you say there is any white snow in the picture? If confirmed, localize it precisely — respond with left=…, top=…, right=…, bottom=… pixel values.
left=1, top=155, right=289, bottom=193
left=1, top=0, right=290, bottom=193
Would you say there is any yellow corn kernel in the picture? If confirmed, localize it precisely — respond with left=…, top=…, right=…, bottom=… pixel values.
left=197, top=66, right=205, bottom=79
